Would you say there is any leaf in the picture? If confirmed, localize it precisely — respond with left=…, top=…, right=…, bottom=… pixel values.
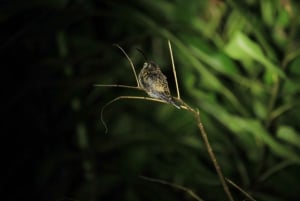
left=210, top=52, right=239, bottom=76
left=241, top=120, right=300, bottom=163
left=224, top=32, right=285, bottom=78
left=202, top=101, right=300, bottom=163
left=260, top=0, right=276, bottom=26
left=277, top=126, right=300, bottom=149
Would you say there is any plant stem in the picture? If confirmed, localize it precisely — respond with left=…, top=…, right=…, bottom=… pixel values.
left=139, top=175, right=204, bottom=201
left=178, top=100, right=235, bottom=201
left=194, top=112, right=234, bottom=201
left=226, top=178, right=256, bottom=201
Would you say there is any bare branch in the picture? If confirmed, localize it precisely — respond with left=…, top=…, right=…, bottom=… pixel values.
left=168, top=40, right=180, bottom=99
left=113, top=44, right=140, bottom=87
left=140, top=175, right=204, bottom=201
left=94, top=84, right=142, bottom=91
left=226, top=178, right=256, bottom=201
left=101, top=95, right=168, bottom=133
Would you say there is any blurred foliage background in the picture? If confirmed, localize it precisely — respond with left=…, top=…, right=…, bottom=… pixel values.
left=3, top=0, right=300, bottom=201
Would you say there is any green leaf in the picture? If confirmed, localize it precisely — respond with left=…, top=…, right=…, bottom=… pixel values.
left=202, top=102, right=300, bottom=163
left=210, top=52, right=239, bottom=76
left=260, top=0, right=275, bottom=26
left=224, top=32, right=285, bottom=79
left=277, top=126, right=300, bottom=149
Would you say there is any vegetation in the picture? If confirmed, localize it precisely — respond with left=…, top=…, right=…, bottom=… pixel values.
left=3, top=0, right=300, bottom=201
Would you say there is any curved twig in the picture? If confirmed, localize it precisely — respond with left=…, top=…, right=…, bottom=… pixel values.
left=226, top=178, right=256, bottom=201
left=101, top=95, right=168, bottom=133
left=113, top=44, right=140, bottom=87
left=140, top=175, right=204, bottom=201
left=94, top=84, right=142, bottom=90
left=96, top=41, right=250, bottom=201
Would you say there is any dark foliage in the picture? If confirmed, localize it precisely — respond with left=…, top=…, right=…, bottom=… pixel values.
left=2, top=0, right=300, bottom=201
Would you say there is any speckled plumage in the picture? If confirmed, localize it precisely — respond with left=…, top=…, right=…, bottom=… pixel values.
left=138, top=61, right=180, bottom=109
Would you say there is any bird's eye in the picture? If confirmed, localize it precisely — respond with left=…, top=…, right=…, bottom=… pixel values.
left=143, top=62, right=148, bottom=68
left=149, top=62, right=157, bottom=68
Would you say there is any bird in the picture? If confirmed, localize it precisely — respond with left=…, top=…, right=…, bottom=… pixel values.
left=138, top=61, right=180, bottom=109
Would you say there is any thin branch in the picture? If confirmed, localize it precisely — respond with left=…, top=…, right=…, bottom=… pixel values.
left=177, top=99, right=235, bottom=201
left=97, top=41, right=238, bottom=201
left=194, top=111, right=234, bottom=201
left=139, top=175, right=204, bottom=201
left=258, top=160, right=294, bottom=183
left=226, top=178, right=256, bottom=201
left=168, top=40, right=180, bottom=99
left=113, top=44, right=140, bottom=87
left=94, top=84, right=142, bottom=90
left=170, top=40, right=234, bottom=200
left=101, top=95, right=168, bottom=133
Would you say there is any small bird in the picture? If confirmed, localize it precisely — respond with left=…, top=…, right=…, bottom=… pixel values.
left=138, top=61, right=180, bottom=109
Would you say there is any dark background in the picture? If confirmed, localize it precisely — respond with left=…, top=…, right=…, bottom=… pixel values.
left=2, top=0, right=300, bottom=201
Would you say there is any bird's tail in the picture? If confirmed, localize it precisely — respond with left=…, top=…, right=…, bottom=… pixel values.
left=170, top=98, right=181, bottom=109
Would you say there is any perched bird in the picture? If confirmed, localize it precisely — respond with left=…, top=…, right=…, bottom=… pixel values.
left=138, top=61, right=180, bottom=109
